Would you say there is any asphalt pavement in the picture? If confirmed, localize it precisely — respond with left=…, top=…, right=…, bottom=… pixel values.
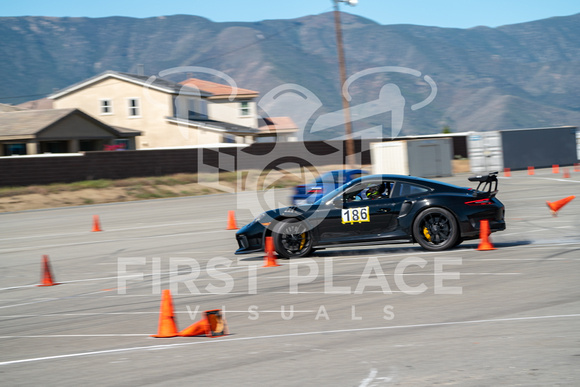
left=0, top=168, right=579, bottom=386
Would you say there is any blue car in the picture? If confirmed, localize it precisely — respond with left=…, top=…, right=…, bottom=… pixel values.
left=291, top=169, right=368, bottom=205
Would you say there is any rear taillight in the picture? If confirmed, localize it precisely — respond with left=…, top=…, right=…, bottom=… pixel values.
left=308, top=188, right=323, bottom=194
left=465, top=199, right=493, bottom=206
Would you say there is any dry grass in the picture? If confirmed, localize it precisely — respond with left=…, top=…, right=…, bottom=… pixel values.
left=0, top=163, right=470, bottom=212
left=0, top=167, right=344, bottom=212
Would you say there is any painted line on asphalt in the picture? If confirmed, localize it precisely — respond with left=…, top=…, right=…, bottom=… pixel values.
left=0, top=313, right=578, bottom=366
left=0, top=310, right=316, bottom=320
left=0, top=220, right=225, bottom=242
left=0, top=229, right=227, bottom=253
left=532, top=177, right=580, bottom=183
left=320, top=273, right=522, bottom=276
left=0, top=334, right=151, bottom=338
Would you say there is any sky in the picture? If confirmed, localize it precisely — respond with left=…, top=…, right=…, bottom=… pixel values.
left=2, top=0, right=579, bottom=29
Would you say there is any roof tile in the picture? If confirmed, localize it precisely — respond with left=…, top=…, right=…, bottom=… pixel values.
left=180, top=78, right=258, bottom=98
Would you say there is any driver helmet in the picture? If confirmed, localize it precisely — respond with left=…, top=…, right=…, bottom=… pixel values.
left=366, top=183, right=385, bottom=199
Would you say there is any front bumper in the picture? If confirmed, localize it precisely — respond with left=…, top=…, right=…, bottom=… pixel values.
left=235, top=220, right=267, bottom=255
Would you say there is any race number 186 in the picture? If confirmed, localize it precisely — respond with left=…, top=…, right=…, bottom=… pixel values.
left=342, top=207, right=370, bottom=224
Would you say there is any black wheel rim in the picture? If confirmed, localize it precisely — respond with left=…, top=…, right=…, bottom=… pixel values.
left=419, top=213, right=452, bottom=247
left=280, top=223, right=311, bottom=255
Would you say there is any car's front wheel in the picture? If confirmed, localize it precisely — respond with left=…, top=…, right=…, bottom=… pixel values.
left=413, top=208, right=459, bottom=251
left=272, top=218, right=314, bottom=258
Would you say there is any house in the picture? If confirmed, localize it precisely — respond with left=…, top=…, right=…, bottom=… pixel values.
left=0, top=108, right=140, bottom=156
left=48, top=71, right=297, bottom=148
left=16, top=98, right=54, bottom=110
left=257, top=117, right=298, bottom=142
left=0, top=103, right=27, bottom=113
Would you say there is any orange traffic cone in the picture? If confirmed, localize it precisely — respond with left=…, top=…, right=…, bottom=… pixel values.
left=179, top=318, right=209, bottom=337
left=574, top=163, right=580, bottom=173
left=477, top=220, right=496, bottom=251
left=179, top=309, right=229, bottom=337
left=262, top=236, right=280, bottom=267
left=528, top=166, right=535, bottom=175
left=503, top=168, right=511, bottom=177
left=151, top=289, right=179, bottom=338
left=38, top=255, right=59, bottom=286
left=546, top=196, right=575, bottom=217
left=226, top=210, right=238, bottom=230
left=92, top=215, right=103, bottom=232
left=563, top=168, right=570, bottom=178
left=552, top=164, right=560, bottom=174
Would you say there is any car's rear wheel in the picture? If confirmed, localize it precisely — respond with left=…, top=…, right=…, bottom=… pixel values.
left=413, top=208, right=459, bottom=251
left=272, top=218, right=314, bottom=258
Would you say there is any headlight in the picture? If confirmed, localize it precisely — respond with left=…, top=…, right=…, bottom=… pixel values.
left=253, top=212, right=272, bottom=226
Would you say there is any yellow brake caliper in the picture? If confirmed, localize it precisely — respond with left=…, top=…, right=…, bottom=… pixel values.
left=423, top=227, right=432, bottom=241
left=299, top=233, right=306, bottom=249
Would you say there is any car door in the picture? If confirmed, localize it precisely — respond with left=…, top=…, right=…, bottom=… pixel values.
left=353, top=195, right=405, bottom=238
left=316, top=178, right=397, bottom=243
left=349, top=179, right=420, bottom=239
left=315, top=199, right=359, bottom=243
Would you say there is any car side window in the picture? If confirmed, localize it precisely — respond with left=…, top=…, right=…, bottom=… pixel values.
left=344, top=181, right=394, bottom=202
left=391, top=182, right=430, bottom=198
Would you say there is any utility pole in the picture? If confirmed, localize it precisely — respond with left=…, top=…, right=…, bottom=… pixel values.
left=332, top=0, right=358, bottom=168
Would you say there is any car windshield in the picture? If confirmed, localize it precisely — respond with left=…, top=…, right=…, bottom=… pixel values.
left=314, top=177, right=363, bottom=205
left=314, top=176, right=434, bottom=205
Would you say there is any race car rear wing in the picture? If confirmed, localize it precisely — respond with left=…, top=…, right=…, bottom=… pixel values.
left=468, top=171, right=498, bottom=196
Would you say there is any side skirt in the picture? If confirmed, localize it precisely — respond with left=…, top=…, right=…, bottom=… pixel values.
left=315, top=239, right=413, bottom=249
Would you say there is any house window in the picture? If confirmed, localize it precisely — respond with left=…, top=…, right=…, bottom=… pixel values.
left=79, top=140, right=100, bottom=152
left=100, top=99, right=113, bottom=115
left=127, top=98, right=141, bottom=117
left=222, top=134, right=236, bottom=143
left=39, top=141, right=68, bottom=153
left=239, top=101, right=250, bottom=116
left=173, top=96, right=208, bottom=120
left=114, top=139, right=130, bottom=150
left=189, top=98, right=208, bottom=120
left=3, top=143, right=27, bottom=156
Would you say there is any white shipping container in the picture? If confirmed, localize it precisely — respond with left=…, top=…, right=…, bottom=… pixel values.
left=371, top=139, right=452, bottom=177
left=371, top=141, right=409, bottom=175
left=577, top=129, right=580, bottom=160
left=468, top=131, right=503, bottom=174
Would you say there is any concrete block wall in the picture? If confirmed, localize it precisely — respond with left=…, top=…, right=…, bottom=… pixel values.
left=0, top=140, right=371, bottom=187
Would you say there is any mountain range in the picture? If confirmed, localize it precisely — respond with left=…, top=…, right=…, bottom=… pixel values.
left=1, top=12, right=579, bottom=139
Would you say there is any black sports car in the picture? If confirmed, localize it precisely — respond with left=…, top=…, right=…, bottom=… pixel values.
left=235, top=172, right=505, bottom=258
